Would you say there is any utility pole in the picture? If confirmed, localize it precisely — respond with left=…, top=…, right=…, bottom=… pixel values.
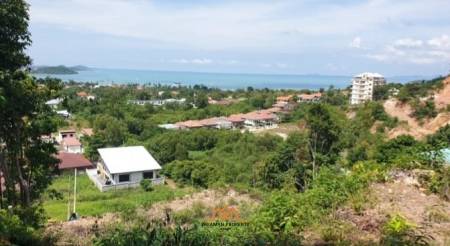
left=67, top=174, right=71, bottom=220
left=73, top=168, right=77, bottom=214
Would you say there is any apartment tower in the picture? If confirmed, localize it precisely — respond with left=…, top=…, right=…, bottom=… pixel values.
left=350, top=72, right=386, bottom=105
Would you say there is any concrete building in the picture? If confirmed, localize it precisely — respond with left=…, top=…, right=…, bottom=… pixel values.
left=87, top=146, right=164, bottom=191
left=350, top=72, right=386, bottom=105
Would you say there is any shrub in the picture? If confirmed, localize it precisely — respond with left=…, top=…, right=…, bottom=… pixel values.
left=429, top=167, right=450, bottom=200
left=140, top=179, right=153, bottom=192
left=381, top=214, right=431, bottom=246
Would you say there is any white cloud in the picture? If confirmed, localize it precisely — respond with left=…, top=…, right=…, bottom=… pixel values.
left=367, top=34, right=450, bottom=65
left=393, top=38, right=423, bottom=48
left=172, top=58, right=213, bottom=65
left=427, top=35, right=450, bottom=49
left=29, top=0, right=450, bottom=52
left=349, top=37, right=362, bottom=48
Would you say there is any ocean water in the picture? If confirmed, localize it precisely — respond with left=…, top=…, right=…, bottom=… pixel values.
left=33, top=68, right=432, bottom=90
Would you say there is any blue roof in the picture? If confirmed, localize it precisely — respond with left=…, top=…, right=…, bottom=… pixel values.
left=442, top=148, right=450, bottom=164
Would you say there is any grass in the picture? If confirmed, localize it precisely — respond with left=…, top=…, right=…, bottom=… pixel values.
left=43, top=173, right=192, bottom=221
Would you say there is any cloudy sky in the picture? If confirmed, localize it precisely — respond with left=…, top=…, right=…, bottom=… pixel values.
left=28, top=0, right=450, bottom=76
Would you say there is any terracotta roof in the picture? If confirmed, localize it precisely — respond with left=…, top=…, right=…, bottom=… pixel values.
left=227, top=114, right=245, bottom=123
left=57, top=152, right=92, bottom=170
left=242, top=111, right=277, bottom=121
left=63, top=137, right=81, bottom=146
left=298, top=93, right=322, bottom=100
left=175, top=120, right=203, bottom=128
left=59, top=129, right=76, bottom=134
left=276, top=95, right=293, bottom=102
left=77, top=91, right=88, bottom=97
left=198, top=117, right=220, bottom=126
left=81, top=128, right=94, bottom=136
left=263, top=107, right=281, bottom=113
left=273, top=101, right=288, bottom=108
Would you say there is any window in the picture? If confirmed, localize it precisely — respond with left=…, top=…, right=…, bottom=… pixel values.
left=118, top=174, right=130, bottom=183
left=143, top=171, right=154, bottom=179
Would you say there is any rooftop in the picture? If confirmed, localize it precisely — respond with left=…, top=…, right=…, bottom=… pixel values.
left=354, top=72, right=384, bottom=78
left=98, top=146, right=162, bottom=174
left=63, top=137, right=81, bottom=146
left=57, top=152, right=92, bottom=170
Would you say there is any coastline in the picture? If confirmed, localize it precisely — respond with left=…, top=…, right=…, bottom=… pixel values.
left=33, top=68, right=435, bottom=90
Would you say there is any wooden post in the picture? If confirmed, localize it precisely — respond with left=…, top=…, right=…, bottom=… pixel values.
left=73, top=168, right=77, bottom=213
left=67, top=174, right=71, bottom=220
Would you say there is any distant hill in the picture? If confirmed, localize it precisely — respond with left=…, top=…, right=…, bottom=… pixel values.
left=32, top=65, right=90, bottom=74
left=70, top=65, right=90, bottom=71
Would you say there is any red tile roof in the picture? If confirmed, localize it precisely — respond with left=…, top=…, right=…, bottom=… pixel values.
left=81, top=128, right=94, bottom=136
left=175, top=120, right=203, bottom=128
left=276, top=95, right=293, bottom=102
left=63, top=137, right=81, bottom=146
left=298, top=92, right=322, bottom=100
left=242, top=111, right=277, bottom=121
left=57, top=152, right=92, bottom=170
left=227, top=114, right=245, bottom=123
left=77, top=91, right=88, bottom=97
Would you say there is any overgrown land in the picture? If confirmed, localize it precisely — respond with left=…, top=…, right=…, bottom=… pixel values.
left=1, top=1, right=449, bottom=245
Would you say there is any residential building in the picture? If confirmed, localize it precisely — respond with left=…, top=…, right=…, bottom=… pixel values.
left=45, top=98, right=63, bottom=109
left=242, top=111, right=279, bottom=128
left=350, top=72, right=386, bottom=105
left=58, top=129, right=77, bottom=142
left=56, top=110, right=71, bottom=118
left=158, top=123, right=181, bottom=130
left=57, top=152, right=93, bottom=171
left=62, top=137, right=83, bottom=153
left=87, top=146, right=164, bottom=191
left=226, top=114, right=246, bottom=129
left=298, top=92, right=322, bottom=102
left=128, top=98, right=186, bottom=106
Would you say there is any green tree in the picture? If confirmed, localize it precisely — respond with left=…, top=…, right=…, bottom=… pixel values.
left=305, top=104, right=343, bottom=178
left=0, top=0, right=31, bottom=71
left=1, top=0, right=61, bottom=208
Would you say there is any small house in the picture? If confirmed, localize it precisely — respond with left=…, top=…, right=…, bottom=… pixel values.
left=45, top=98, right=63, bottom=109
left=62, top=137, right=83, bottom=154
left=57, top=152, right=93, bottom=171
left=87, top=146, right=164, bottom=191
left=298, top=93, right=322, bottom=103
left=58, top=129, right=77, bottom=142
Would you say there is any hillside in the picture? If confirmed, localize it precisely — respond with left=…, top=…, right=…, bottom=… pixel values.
left=32, top=65, right=79, bottom=74
left=384, top=76, right=450, bottom=139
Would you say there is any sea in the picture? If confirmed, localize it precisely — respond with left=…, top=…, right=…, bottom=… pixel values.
left=33, top=68, right=434, bottom=90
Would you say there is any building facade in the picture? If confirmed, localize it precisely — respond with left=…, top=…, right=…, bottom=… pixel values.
left=350, top=72, right=386, bottom=105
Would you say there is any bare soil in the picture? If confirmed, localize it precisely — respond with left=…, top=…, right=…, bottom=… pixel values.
left=333, top=171, right=450, bottom=245
left=44, top=189, right=259, bottom=245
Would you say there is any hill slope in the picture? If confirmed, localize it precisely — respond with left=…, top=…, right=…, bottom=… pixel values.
left=384, top=76, right=450, bottom=139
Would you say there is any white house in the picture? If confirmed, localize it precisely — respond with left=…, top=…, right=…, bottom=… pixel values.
left=87, top=146, right=164, bottom=191
left=45, top=98, right=63, bottom=109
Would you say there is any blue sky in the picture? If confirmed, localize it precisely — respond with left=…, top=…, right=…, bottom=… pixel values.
left=27, top=0, right=450, bottom=76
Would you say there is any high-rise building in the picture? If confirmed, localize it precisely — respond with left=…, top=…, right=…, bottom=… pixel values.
left=350, top=72, right=386, bottom=105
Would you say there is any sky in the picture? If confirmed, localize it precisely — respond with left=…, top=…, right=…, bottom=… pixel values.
left=27, top=0, right=450, bottom=76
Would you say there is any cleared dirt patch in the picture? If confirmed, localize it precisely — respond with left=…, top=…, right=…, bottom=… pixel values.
left=334, top=171, right=450, bottom=245
left=45, top=189, right=260, bottom=245
left=384, top=98, right=450, bottom=139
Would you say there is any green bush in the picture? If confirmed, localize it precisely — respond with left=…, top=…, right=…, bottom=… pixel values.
left=0, top=209, right=40, bottom=246
left=381, top=214, right=431, bottom=246
left=140, top=179, right=154, bottom=192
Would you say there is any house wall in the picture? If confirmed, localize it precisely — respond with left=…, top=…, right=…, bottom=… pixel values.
left=64, top=145, right=83, bottom=154
left=112, top=170, right=161, bottom=184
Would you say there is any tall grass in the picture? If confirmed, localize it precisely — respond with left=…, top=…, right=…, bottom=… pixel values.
left=43, top=174, right=190, bottom=221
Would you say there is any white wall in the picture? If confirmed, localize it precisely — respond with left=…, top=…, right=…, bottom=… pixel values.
left=112, top=170, right=160, bottom=184
left=64, top=145, right=83, bottom=154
